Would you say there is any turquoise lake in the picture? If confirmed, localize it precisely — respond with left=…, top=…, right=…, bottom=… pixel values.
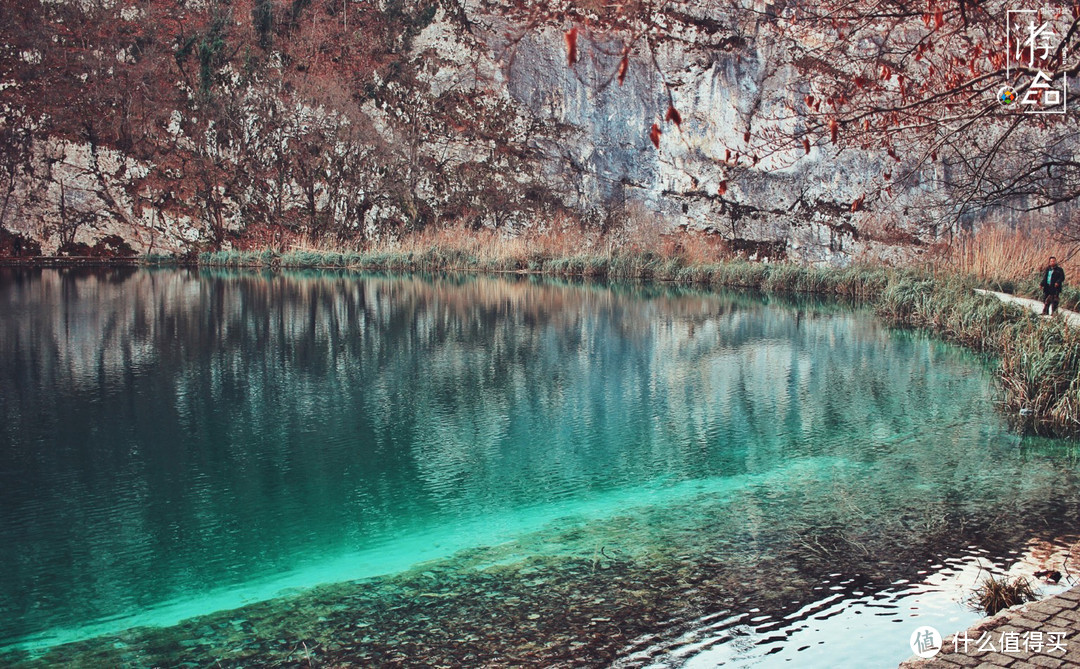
left=1, top=267, right=1078, bottom=667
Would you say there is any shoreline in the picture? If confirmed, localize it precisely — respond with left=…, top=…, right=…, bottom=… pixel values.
left=0, top=256, right=142, bottom=267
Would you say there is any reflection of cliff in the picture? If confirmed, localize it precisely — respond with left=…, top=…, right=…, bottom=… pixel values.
left=0, top=268, right=1004, bottom=645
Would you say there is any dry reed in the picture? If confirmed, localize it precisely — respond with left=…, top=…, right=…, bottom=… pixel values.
left=942, top=226, right=1080, bottom=285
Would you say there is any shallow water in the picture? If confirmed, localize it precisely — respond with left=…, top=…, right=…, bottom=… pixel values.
left=0, top=267, right=1078, bottom=667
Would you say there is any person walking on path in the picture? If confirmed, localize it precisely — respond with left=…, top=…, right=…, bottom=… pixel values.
left=1041, top=256, right=1066, bottom=315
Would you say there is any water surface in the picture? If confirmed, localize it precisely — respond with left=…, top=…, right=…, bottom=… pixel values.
left=1, top=268, right=1078, bottom=667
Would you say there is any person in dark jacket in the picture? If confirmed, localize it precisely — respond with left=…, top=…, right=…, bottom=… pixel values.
left=1041, top=256, right=1065, bottom=315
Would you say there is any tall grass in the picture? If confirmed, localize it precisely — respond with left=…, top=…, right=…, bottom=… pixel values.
left=942, top=225, right=1080, bottom=308
left=196, top=224, right=1080, bottom=435
left=200, top=225, right=885, bottom=296
left=999, top=318, right=1080, bottom=426
left=946, top=226, right=1068, bottom=283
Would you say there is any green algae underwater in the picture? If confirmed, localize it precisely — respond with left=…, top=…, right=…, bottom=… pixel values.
left=1, top=267, right=1079, bottom=668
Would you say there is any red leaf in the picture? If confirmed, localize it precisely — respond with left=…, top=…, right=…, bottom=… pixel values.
left=854, top=76, right=868, bottom=89
left=880, top=64, right=892, bottom=80
left=649, top=123, right=661, bottom=149
left=617, top=54, right=629, bottom=85
left=805, top=94, right=816, bottom=107
left=724, top=148, right=731, bottom=162
left=743, top=130, right=751, bottom=143
left=930, top=150, right=938, bottom=161
left=934, top=8, right=944, bottom=28
left=665, top=104, right=682, bottom=127
left=565, top=27, right=578, bottom=66
left=829, top=117, right=839, bottom=144
left=802, top=138, right=811, bottom=154
left=717, top=180, right=728, bottom=196
left=884, top=171, right=892, bottom=180
left=851, top=195, right=865, bottom=212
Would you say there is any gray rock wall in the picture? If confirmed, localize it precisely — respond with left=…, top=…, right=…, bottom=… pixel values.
left=0, top=0, right=1057, bottom=262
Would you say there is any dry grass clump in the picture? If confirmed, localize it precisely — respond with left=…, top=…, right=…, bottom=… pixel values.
left=970, top=575, right=1036, bottom=616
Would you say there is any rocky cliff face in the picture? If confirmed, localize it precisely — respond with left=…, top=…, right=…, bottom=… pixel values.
left=0, top=0, right=1053, bottom=262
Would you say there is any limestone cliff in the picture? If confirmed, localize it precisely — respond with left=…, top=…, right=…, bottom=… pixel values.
left=0, top=0, right=1062, bottom=262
